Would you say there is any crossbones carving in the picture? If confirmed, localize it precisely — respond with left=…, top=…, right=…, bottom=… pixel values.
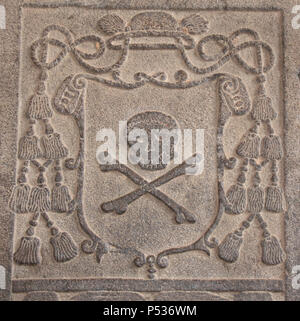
left=99, top=154, right=200, bottom=224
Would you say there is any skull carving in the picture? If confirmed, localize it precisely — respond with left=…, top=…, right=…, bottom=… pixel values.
left=127, top=111, right=179, bottom=171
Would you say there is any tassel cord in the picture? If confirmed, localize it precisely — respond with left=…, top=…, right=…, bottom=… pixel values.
left=25, top=212, right=41, bottom=237
left=256, top=213, right=270, bottom=237
left=236, top=213, right=256, bottom=236
left=31, top=159, right=52, bottom=169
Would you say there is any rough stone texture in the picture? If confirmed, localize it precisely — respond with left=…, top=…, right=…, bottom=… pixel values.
left=0, top=0, right=299, bottom=301
left=0, top=0, right=21, bottom=302
left=13, top=290, right=286, bottom=301
left=233, top=292, right=273, bottom=301
left=23, top=291, right=59, bottom=301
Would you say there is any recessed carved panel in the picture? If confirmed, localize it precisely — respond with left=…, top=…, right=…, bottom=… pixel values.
left=11, top=6, right=285, bottom=292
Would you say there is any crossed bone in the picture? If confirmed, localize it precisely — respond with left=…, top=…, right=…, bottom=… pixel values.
left=99, top=154, right=200, bottom=224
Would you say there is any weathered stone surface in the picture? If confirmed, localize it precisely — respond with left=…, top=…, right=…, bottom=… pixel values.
left=23, top=291, right=59, bottom=301
left=154, top=292, right=228, bottom=301
left=0, top=0, right=299, bottom=301
left=70, top=292, right=145, bottom=301
left=233, top=292, right=273, bottom=301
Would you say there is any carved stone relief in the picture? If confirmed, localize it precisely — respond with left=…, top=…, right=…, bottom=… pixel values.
left=10, top=7, right=286, bottom=293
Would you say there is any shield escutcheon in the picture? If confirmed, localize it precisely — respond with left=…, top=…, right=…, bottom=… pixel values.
left=53, top=70, right=249, bottom=278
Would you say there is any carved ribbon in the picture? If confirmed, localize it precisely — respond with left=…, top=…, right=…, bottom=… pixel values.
left=31, top=24, right=128, bottom=73
left=179, top=28, right=274, bottom=75
left=31, top=25, right=274, bottom=77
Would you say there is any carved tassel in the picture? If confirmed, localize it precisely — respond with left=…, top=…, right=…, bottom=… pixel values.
left=41, top=123, right=68, bottom=159
left=51, top=162, right=73, bottom=213
left=27, top=186, right=51, bottom=213
left=261, top=135, right=283, bottom=160
left=18, top=127, right=42, bottom=160
left=42, top=133, right=68, bottom=159
left=27, top=163, right=52, bottom=213
left=265, top=161, right=284, bottom=213
left=50, top=228, right=78, bottom=263
left=9, top=183, right=30, bottom=214
left=247, top=185, right=264, bottom=214
left=225, top=160, right=248, bottom=215
left=251, top=83, right=277, bottom=121
left=52, top=185, right=72, bottom=213
left=247, top=164, right=264, bottom=214
left=236, top=126, right=260, bottom=159
left=219, top=214, right=254, bottom=263
left=218, top=232, right=243, bottom=263
left=265, top=186, right=284, bottom=213
left=256, top=214, right=285, bottom=265
left=27, top=93, right=52, bottom=120
left=261, top=235, right=284, bottom=265
left=14, top=236, right=41, bottom=265
left=9, top=163, right=31, bottom=213
left=226, top=184, right=246, bottom=215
